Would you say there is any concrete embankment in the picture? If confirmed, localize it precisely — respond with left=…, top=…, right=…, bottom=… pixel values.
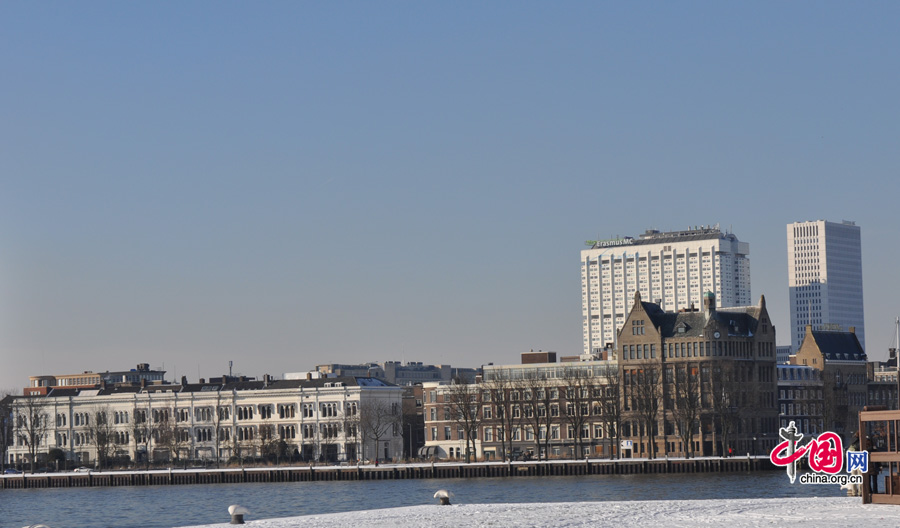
left=0, top=457, right=775, bottom=489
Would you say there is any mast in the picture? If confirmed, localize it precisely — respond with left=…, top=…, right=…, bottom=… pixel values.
left=895, top=317, right=899, bottom=410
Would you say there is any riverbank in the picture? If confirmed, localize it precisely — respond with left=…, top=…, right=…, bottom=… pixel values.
left=0, top=455, right=775, bottom=489
left=184, top=497, right=892, bottom=527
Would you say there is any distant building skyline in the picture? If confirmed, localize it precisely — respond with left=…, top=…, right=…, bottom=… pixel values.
left=580, top=225, right=751, bottom=355
left=787, top=220, right=865, bottom=353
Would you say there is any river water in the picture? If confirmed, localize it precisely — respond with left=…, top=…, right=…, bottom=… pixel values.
left=1, top=470, right=845, bottom=528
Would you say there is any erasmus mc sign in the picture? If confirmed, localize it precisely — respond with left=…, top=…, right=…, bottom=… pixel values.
left=585, top=238, right=634, bottom=248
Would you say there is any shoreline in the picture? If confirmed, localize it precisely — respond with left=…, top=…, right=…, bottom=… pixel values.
left=0, top=455, right=775, bottom=490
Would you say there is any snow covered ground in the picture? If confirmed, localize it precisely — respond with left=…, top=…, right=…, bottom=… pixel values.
left=187, top=497, right=898, bottom=527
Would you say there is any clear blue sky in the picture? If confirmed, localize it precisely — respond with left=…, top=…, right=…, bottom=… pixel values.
left=2, top=2, right=899, bottom=390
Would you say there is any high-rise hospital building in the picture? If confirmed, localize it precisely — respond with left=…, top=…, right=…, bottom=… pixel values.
left=581, top=225, right=750, bottom=355
left=787, top=220, right=864, bottom=353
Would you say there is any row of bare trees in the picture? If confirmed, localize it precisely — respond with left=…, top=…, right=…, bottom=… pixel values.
left=444, top=364, right=623, bottom=462
left=623, top=359, right=760, bottom=459
left=440, top=359, right=769, bottom=462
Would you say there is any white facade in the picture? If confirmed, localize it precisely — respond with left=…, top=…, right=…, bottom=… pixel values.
left=787, top=220, right=864, bottom=353
left=581, top=226, right=750, bottom=355
left=7, top=378, right=404, bottom=468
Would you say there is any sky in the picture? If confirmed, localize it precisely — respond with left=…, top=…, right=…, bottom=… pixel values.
left=2, top=2, right=899, bottom=390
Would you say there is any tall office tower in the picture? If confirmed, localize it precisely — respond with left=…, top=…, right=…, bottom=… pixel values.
left=581, top=225, right=750, bottom=355
left=787, top=220, right=865, bottom=353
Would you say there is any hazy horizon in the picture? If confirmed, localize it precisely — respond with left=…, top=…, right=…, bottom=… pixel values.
left=3, top=2, right=899, bottom=391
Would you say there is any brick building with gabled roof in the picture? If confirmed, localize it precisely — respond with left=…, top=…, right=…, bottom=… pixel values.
left=790, top=325, right=867, bottom=440
left=617, top=290, right=778, bottom=458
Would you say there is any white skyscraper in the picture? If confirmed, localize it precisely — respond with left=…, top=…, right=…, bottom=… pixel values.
left=581, top=225, right=751, bottom=355
left=787, top=220, right=865, bottom=353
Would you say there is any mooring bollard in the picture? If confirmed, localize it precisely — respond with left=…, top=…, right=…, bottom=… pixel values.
left=228, top=504, right=250, bottom=524
left=434, top=489, right=453, bottom=505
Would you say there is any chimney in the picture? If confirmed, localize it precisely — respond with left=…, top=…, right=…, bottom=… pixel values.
left=264, top=374, right=270, bottom=387
left=100, top=379, right=107, bottom=390
left=181, top=375, right=188, bottom=386
left=140, top=379, right=147, bottom=388
left=306, top=372, right=312, bottom=381
left=849, top=326, right=856, bottom=334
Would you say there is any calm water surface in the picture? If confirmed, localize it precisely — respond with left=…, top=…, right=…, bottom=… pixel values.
left=0, top=470, right=845, bottom=528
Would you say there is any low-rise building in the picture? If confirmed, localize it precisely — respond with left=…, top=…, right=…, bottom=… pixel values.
left=867, top=359, right=898, bottom=411
left=305, top=361, right=479, bottom=386
left=777, top=364, right=824, bottom=436
left=422, top=355, right=619, bottom=461
left=7, top=376, right=403, bottom=469
left=25, top=363, right=167, bottom=396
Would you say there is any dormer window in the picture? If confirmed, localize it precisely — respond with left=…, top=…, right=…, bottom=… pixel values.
left=676, top=322, right=689, bottom=334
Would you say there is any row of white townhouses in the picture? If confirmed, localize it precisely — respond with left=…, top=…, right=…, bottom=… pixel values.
left=6, top=376, right=403, bottom=467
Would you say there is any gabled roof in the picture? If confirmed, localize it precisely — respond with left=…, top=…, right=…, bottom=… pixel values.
left=632, top=291, right=764, bottom=339
left=810, top=331, right=867, bottom=362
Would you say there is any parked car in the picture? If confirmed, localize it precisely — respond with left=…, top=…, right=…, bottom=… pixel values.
left=4, top=468, right=22, bottom=474
left=73, top=466, right=91, bottom=473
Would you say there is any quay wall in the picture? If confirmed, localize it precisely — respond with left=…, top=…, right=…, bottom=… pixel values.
left=0, top=457, right=776, bottom=490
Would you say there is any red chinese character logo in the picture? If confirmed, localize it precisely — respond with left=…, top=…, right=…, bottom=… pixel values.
left=770, top=424, right=844, bottom=478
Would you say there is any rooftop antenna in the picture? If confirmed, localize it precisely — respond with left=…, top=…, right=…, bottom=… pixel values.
left=229, top=360, right=233, bottom=378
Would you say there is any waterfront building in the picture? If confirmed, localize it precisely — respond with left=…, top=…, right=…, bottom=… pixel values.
left=422, top=355, right=619, bottom=461
left=6, top=376, right=403, bottom=469
left=303, top=361, right=479, bottom=386
left=787, top=219, right=865, bottom=353
left=867, top=359, right=898, bottom=411
left=26, top=363, right=167, bottom=396
left=616, top=291, right=778, bottom=458
left=790, top=325, right=867, bottom=440
left=777, top=364, right=824, bottom=435
left=581, top=225, right=750, bottom=355
left=776, top=346, right=793, bottom=365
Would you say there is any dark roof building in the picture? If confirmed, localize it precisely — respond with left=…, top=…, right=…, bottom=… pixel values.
left=790, top=325, right=867, bottom=439
left=617, top=290, right=778, bottom=458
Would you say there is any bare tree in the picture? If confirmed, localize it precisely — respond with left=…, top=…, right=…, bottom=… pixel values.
left=152, top=407, right=175, bottom=464
left=211, top=391, right=229, bottom=467
left=521, top=371, right=556, bottom=460
left=0, top=393, right=14, bottom=472
left=486, top=377, right=518, bottom=461
left=258, top=421, right=280, bottom=462
left=600, top=364, right=622, bottom=459
left=630, top=365, right=662, bottom=459
left=342, top=403, right=361, bottom=462
left=358, top=398, right=400, bottom=462
left=708, top=361, right=741, bottom=456
left=131, top=401, right=153, bottom=468
left=446, top=379, right=481, bottom=463
left=560, top=367, right=596, bottom=459
left=671, top=363, right=702, bottom=458
left=89, top=405, right=116, bottom=469
left=15, top=396, right=50, bottom=473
